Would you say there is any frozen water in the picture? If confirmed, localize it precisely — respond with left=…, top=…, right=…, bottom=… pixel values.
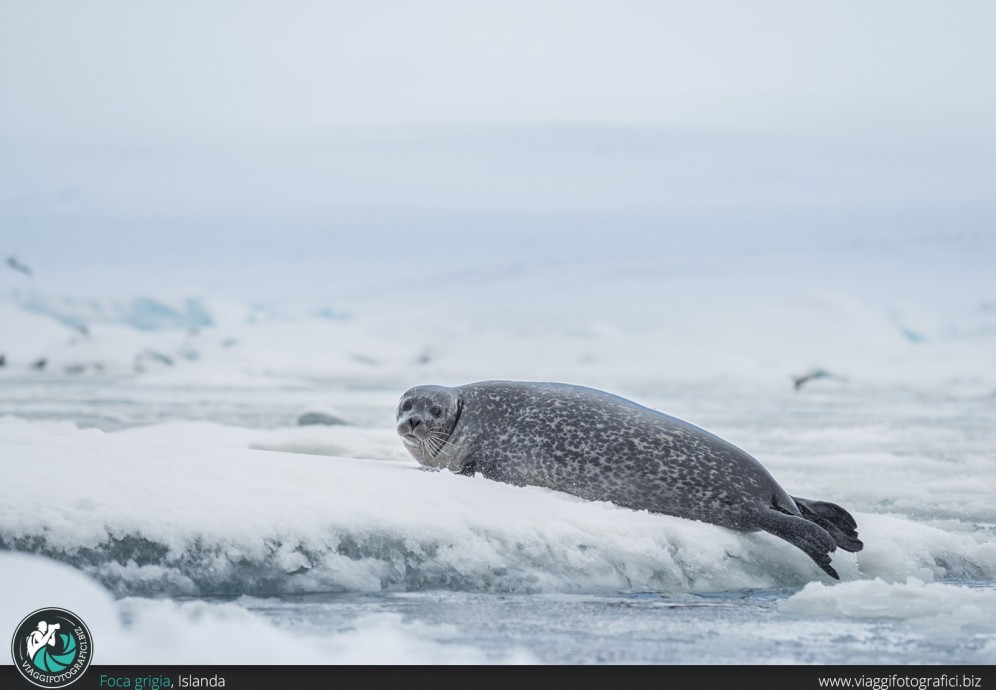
left=0, top=280, right=996, bottom=663
left=2, top=245, right=995, bottom=664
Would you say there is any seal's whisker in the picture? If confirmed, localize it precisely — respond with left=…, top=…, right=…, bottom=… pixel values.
left=419, top=433, right=440, bottom=456
left=423, top=435, right=439, bottom=455
left=425, top=432, right=454, bottom=458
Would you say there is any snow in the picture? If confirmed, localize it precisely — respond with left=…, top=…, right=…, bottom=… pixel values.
left=2, top=269, right=994, bottom=662
left=4, top=286, right=996, bottom=391
left=782, top=577, right=996, bottom=630
left=0, top=552, right=532, bottom=664
left=0, top=414, right=993, bottom=600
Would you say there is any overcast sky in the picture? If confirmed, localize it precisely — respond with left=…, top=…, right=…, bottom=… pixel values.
left=1, top=2, right=994, bottom=300
left=2, top=1, right=995, bottom=139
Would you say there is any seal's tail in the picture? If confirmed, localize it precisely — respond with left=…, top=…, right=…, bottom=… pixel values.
left=791, top=496, right=863, bottom=553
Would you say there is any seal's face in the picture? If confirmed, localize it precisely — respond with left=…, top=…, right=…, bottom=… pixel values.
left=396, top=385, right=462, bottom=469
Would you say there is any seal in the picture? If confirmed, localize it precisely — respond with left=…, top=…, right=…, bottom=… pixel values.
left=396, top=380, right=862, bottom=579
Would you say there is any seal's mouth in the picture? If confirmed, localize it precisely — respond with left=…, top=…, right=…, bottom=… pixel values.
left=396, top=420, right=422, bottom=442
left=398, top=426, right=436, bottom=455
left=400, top=431, right=420, bottom=445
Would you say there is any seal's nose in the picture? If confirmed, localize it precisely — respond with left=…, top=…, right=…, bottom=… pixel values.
left=408, top=416, right=422, bottom=431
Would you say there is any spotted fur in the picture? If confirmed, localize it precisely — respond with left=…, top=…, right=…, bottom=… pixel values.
left=396, top=380, right=862, bottom=579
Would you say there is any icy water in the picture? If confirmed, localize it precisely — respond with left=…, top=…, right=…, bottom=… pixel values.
left=232, top=587, right=996, bottom=665
left=3, top=376, right=995, bottom=664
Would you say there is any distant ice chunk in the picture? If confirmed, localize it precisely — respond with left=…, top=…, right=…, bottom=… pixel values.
left=11, top=291, right=215, bottom=331
left=297, top=408, right=349, bottom=426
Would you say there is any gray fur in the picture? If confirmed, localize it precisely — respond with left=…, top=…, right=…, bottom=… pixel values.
left=396, top=380, right=862, bottom=579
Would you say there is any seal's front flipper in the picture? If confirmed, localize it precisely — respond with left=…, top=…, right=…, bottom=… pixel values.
left=791, top=496, right=863, bottom=553
left=753, top=508, right=840, bottom=579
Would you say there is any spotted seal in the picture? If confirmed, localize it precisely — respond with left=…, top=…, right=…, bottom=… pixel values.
left=395, top=380, right=862, bottom=579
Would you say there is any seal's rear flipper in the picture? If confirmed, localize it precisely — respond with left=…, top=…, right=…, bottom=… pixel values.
left=792, top=496, right=863, bottom=553
left=753, top=508, right=840, bottom=579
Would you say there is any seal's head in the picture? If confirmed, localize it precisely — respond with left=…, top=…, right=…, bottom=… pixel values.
left=396, top=385, right=463, bottom=469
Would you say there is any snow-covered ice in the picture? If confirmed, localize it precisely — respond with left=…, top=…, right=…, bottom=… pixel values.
left=1, top=272, right=995, bottom=663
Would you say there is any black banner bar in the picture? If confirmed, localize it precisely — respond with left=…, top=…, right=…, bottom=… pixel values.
left=3, top=664, right=994, bottom=690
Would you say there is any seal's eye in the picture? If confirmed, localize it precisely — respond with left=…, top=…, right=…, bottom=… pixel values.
left=429, top=406, right=442, bottom=417
left=401, top=400, right=413, bottom=412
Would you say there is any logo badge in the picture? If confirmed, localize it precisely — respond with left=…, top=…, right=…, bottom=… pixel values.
left=11, top=608, right=93, bottom=688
